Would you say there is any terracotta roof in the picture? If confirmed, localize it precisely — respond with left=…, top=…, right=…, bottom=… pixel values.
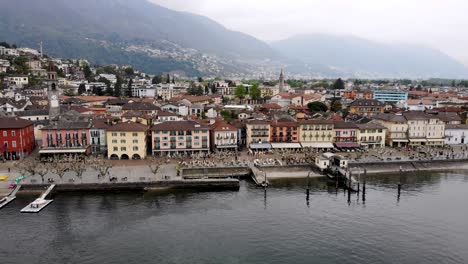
left=407, top=99, right=433, bottom=105
left=260, top=103, right=282, bottom=110
left=333, top=121, right=358, bottom=129
left=122, top=101, right=158, bottom=111
left=355, top=123, right=386, bottom=130
left=374, top=113, right=407, bottom=123
left=91, top=119, right=111, bottom=129
left=60, top=96, right=117, bottom=102
left=432, top=112, right=462, bottom=123
left=299, top=119, right=334, bottom=125
left=0, top=117, right=34, bottom=129
left=107, top=121, right=148, bottom=132
left=157, top=110, right=178, bottom=117
left=211, top=120, right=237, bottom=131
left=151, top=120, right=209, bottom=131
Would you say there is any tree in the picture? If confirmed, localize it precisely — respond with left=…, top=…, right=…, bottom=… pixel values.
left=51, top=157, right=69, bottom=183
left=234, top=85, right=247, bottom=100
left=83, top=65, right=92, bottom=80
left=90, top=157, right=113, bottom=180
left=307, top=101, right=328, bottom=112
left=249, top=83, right=261, bottom=101
left=70, top=157, right=87, bottom=183
left=330, top=100, right=343, bottom=112
left=127, top=79, right=133, bottom=97
left=172, top=76, right=176, bottom=84
left=210, top=83, right=217, bottom=94
left=114, top=75, right=122, bottom=97
left=124, top=67, right=134, bottom=76
left=198, top=77, right=204, bottom=83
left=166, top=74, right=171, bottom=84
left=332, top=78, right=345, bottom=90
left=152, top=75, right=162, bottom=84
left=78, top=83, right=86, bottom=95
left=147, top=157, right=161, bottom=176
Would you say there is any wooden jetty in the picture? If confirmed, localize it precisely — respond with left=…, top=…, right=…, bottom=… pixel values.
left=0, top=185, right=21, bottom=209
left=20, top=184, right=55, bottom=213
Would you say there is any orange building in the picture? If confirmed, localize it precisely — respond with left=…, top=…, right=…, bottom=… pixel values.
left=270, top=118, right=300, bottom=143
left=343, top=90, right=357, bottom=100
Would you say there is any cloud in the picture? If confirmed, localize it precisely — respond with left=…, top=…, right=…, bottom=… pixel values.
left=150, top=0, right=468, bottom=64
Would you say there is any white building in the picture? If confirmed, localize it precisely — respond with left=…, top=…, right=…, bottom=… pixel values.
left=445, top=124, right=468, bottom=145
left=0, top=47, right=19, bottom=56
left=6, top=76, right=29, bottom=87
left=98, top=74, right=117, bottom=84
left=132, top=85, right=156, bottom=98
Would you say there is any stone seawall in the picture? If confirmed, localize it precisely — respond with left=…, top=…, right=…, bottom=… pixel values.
left=349, top=159, right=468, bottom=174
left=182, top=167, right=251, bottom=179
left=18, top=179, right=240, bottom=193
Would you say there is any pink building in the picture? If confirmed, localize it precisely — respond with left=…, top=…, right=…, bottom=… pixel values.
left=151, top=121, right=210, bottom=156
left=40, top=122, right=91, bottom=155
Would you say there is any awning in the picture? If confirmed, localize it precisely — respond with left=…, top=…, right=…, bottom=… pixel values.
left=426, top=138, right=444, bottom=142
left=250, top=143, right=272, bottom=150
left=39, top=148, right=87, bottom=154
left=334, top=142, right=360, bottom=148
left=392, top=139, right=409, bottom=142
left=271, top=143, right=302, bottom=149
left=216, top=145, right=238, bottom=149
left=409, top=139, right=427, bottom=142
left=301, top=142, right=334, bottom=149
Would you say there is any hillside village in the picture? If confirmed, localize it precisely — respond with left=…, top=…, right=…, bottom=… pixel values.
left=1, top=42, right=468, bottom=162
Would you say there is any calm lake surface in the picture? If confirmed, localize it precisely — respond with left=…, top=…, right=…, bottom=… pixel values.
left=1, top=172, right=468, bottom=264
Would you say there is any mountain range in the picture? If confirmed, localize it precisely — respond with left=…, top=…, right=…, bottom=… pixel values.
left=0, top=0, right=466, bottom=79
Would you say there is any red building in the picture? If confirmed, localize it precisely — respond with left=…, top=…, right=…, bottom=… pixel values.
left=270, top=118, right=300, bottom=143
left=0, top=117, right=36, bottom=160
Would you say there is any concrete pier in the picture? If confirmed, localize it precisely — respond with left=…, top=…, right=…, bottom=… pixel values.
left=0, top=185, right=21, bottom=209
left=20, top=184, right=55, bottom=213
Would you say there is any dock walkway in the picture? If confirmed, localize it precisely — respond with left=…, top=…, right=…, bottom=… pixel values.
left=20, top=184, right=55, bottom=213
left=249, top=164, right=269, bottom=187
left=0, top=185, right=21, bottom=209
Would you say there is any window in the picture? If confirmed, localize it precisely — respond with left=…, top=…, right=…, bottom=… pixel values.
left=133, top=133, right=138, bottom=137
left=12, top=141, right=16, bottom=147
left=163, top=143, right=168, bottom=146
left=121, top=147, right=127, bottom=151
left=154, top=131, right=160, bottom=134
left=121, top=140, right=126, bottom=144
left=2, top=131, right=6, bottom=136
left=133, top=140, right=138, bottom=144
left=3, top=141, right=8, bottom=147
left=120, top=132, right=126, bottom=137
left=11, top=131, right=16, bottom=136
left=112, top=132, right=117, bottom=137
left=133, top=146, right=139, bottom=151
left=112, top=139, right=117, bottom=143
left=113, top=147, right=118, bottom=151
left=195, top=136, right=199, bottom=140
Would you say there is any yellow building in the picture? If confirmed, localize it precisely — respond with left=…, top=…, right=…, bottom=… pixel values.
left=106, top=121, right=148, bottom=160
left=298, top=120, right=335, bottom=149
left=374, top=113, right=409, bottom=147
left=356, top=122, right=386, bottom=148
left=349, top=99, right=384, bottom=117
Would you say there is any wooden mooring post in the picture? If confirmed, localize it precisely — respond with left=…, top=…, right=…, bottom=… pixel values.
left=362, top=168, right=367, bottom=202
left=306, top=172, right=311, bottom=201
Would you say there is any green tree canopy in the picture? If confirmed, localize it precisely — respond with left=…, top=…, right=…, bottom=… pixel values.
left=332, top=78, right=345, bottom=90
left=234, top=85, right=247, bottom=99
left=249, top=83, right=261, bottom=100
left=330, top=100, right=343, bottom=112
left=124, top=67, right=134, bottom=76
left=78, top=83, right=86, bottom=95
left=152, top=75, right=162, bottom=84
left=126, top=79, right=133, bottom=97
left=114, top=75, right=122, bottom=97
left=307, top=101, right=328, bottom=112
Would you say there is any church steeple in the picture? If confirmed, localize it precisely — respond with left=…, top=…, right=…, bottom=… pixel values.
left=279, top=69, right=285, bottom=93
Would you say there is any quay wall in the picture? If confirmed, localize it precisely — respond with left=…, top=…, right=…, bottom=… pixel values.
left=18, top=179, right=240, bottom=193
left=349, top=159, right=468, bottom=174
left=182, top=167, right=251, bottom=179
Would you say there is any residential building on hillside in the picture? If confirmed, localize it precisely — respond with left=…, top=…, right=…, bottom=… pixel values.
left=0, top=117, right=35, bottom=160
left=211, top=120, right=238, bottom=152
left=151, top=121, right=210, bottom=156
left=373, top=90, right=408, bottom=103
left=405, top=99, right=433, bottom=111
left=107, top=121, right=148, bottom=160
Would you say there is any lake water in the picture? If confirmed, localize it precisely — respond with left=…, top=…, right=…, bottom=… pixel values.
left=1, top=171, right=468, bottom=264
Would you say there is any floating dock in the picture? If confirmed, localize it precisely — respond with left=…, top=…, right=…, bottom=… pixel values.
left=20, top=184, right=55, bottom=213
left=0, top=185, right=21, bottom=209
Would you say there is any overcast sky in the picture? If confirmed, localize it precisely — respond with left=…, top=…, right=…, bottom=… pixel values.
left=150, top=0, right=468, bottom=65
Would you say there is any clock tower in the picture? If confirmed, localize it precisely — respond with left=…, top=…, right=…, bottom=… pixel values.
left=47, top=61, right=60, bottom=121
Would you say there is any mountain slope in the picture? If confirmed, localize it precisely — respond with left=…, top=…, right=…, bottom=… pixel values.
left=272, top=34, right=468, bottom=78
left=0, top=0, right=279, bottom=76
